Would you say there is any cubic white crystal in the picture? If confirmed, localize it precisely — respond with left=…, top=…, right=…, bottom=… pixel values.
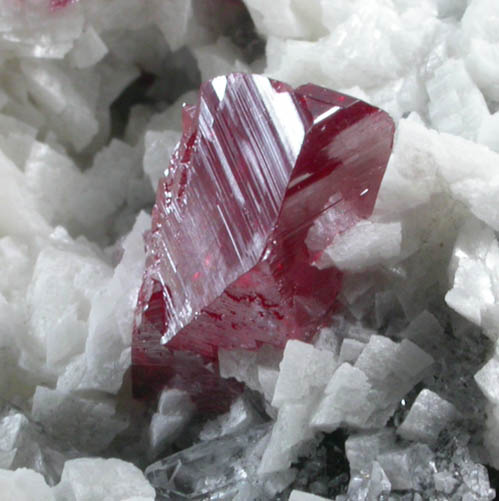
left=143, top=130, right=180, bottom=190
left=399, top=310, right=445, bottom=356
left=256, top=345, right=282, bottom=404
left=219, top=348, right=260, bottom=392
left=20, top=61, right=99, bottom=152
left=244, top=0, right=313, bottom=39
left=346, top=429, right=397, bottom=473
left=475, top=358, right=499, bottom=405
left=426, top=59, right=489, bottom=140
left=54, top=458, right=155, bottom=501
left=272, top=340, right=337, bottom=408
left=366, top=461, right=391, bottom=501
left=397, top=389, right=459, bottom=444
left=68, top=26, right=108, bottom=69
left=259, top=400, right=315, bottom=475
left=27, top=239, right=110, bottom=368
left=376, top=449, right=414, bottom=491
left=193, top=38, right=250, bottom=82
left=374, top=118, right=440, bottom=216
left=446, top=217, right=499, bottom=338
left=149, top=388, right=195, bottom=453
left=289, top=490, right=330, bottom=501
left=354, top=335, right=400, bottom=382
left=434, top=471, right=459, bottom=494
left=320, top=220, right=402, bottom=271
left=338, top=338, right=365, bottom=364
left=0, top=468, right=54, bottom=501
left=311, top=363, right=374, bottom=431
left=462, top=0, right=499, bottom=101
left=437, top=134, right=499, bottom=233
left=478, top=112, right=499, bottom=153
left=200, top=396, right=262, bottom=442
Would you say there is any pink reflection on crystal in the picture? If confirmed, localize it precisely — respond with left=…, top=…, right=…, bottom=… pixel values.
left=132, top=74, right=394, bottom=409
left=50, top=0, right=74, bottom=9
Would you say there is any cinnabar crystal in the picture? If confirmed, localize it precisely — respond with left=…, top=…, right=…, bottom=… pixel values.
left=132, top=74, right=394, bottom=410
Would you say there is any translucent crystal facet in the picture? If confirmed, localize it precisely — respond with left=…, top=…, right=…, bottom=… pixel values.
left=132, top=73, right=394, bottom=406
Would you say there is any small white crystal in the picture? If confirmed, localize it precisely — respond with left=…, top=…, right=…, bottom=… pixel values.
left=426, top=59, right=489, bottom=140
left=436, top=135, right=499, bottom=233
left=289, top=490, right=330, bottom=501
left=68, top=25, right=108, bottom=69
left=399, top=310, right=445, bottom=356
left=311, top=363, right=374, bottom=431
left=245, top=0, right=313, bottom=39
left=272, top=340, right=337, bottom=408
left=0, top=149, right=51, bottom=239
left=81, top=211, right=150, bottom=393
left=219, top=348, right=260, bottom=392
left=259, top=400, right=315, bottom=475
left=150, top=0, right=209, bottom=51
left=354, top=335, right=400, bottom=382
left=256, top=345, right=282, bottom=404
left=149, top=388, right=195, bottom=453
left=346, top=430, right=397, bottom=473
left=338, top=338, right=365, bottom=364
left=392, top=339, right=434, bottom=382
left=200, top=395, right=261, bottom=441
left=434, top=471, right=459, bottom=494
left=54, top=458, right=155, bottom=501
left=313, top=324, right=343, bottom=354
left=462, top=0, right=499, bottom=101
left=478, top=112, right=499, bottom=153
left=374, top=118, right=440, bottom=216
left=376, top=449, right=414, bottom=491
left=321, top=220, right=402, bottom=271
left=27, top=239, right=110, bottom=368
left=0, top=468, right=54, bottom=501
left=475, top=358, right=499, bottom=405
left=366, top=461, right=391, bottom=501
left=20, top=60, right=99, bottom=152
left=193, top=38, right=250, bottom=82
left=143, top=130, right=180, bottom=190
left=397, top=389, right=459, bottom=444
left=446, top=217, right=499, bottom=337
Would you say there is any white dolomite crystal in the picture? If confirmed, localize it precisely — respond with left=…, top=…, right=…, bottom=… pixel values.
left=272, top=340, right=338, bottom=408
left=397, top=389, right=460, bottom=444
left=317, top=220, right=402, bottom=271
left=0, top=468, right=55, bottom=501
left=54, top=458, right=156, bottom=501
left=289, top=490, right=330, bottom=501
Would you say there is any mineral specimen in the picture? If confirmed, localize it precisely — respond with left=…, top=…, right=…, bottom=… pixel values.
left=132, top=73, right=394, bottom=405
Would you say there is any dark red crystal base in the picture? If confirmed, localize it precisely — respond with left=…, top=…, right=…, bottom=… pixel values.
left=132, top=74, right=394, bottom=412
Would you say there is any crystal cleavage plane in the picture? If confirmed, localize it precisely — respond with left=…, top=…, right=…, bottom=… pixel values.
left=132, top=73, right=394, bottom=411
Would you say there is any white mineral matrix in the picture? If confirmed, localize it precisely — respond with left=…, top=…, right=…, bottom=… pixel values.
left=0, top=0, right=498, bottom=500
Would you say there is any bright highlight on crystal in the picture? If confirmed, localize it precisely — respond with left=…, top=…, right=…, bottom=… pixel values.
left=132, top=73, right=394, bottom=406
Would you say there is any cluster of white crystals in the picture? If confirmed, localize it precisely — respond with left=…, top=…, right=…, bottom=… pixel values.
left=1, top=0, right=499, bottom=499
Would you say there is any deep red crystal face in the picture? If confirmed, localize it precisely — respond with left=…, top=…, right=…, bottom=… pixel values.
left=132, top=74, right=394, bottom=409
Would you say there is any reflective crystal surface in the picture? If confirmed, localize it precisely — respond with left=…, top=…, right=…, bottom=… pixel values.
left=145, top=424, right=271, bottom=500
left=132, top=73, right=394, bottom=405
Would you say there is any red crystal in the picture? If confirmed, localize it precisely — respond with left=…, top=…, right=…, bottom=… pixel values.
left=132, top=74, right=394, bottom=408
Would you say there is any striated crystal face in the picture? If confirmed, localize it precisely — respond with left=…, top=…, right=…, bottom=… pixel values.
left=132, top=73, right=394, bottom=408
